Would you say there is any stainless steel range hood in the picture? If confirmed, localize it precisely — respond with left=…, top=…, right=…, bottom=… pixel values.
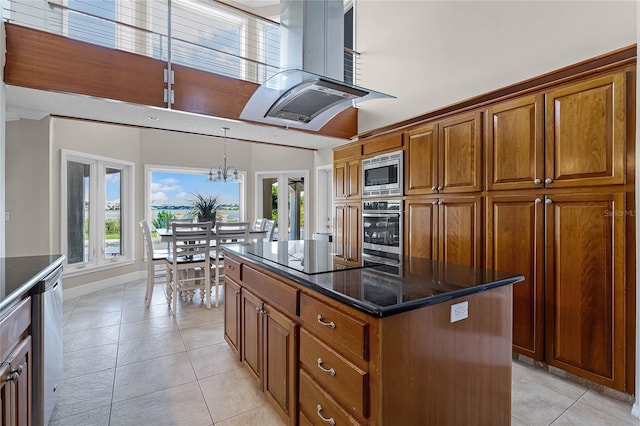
left=240, top=0, right=393, bottom=132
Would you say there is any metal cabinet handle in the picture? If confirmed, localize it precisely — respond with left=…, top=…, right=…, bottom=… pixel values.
left=437, top=186, right=443, bottom=191
left=317, top=405, right=336, bottom=425
left=545, top=199, right=553, bottom=205
left=317, top=358, right=336, bottom=376
left=437, top=201, right=443, bottom=205
left=227, top=265, right=235, bottom=270
left=234, top=290, right=240, bottom=295
left=317, top=315, right=336, bottom=329
left=431, top=186, right=437, bottom=191
left=6, top=364, right=24, bottom=383
left=545, top=178, right=553, bottom=184
left=534, top=198, right=542, bottom=204
left=533, top=178, right=542, bottom=185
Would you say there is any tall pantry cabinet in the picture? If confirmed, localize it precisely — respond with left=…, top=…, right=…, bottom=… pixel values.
left=485, top=69, right=633, bottom=391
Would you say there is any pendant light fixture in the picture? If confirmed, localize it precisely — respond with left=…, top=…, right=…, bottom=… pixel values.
left=206, top=127, right=240, bottom=183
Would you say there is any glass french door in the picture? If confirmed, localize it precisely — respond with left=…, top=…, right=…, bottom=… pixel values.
left=257, top=172, right=308, bottom=241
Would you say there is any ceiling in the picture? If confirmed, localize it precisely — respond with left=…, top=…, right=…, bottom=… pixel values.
left=5, top=85, right=347, bottom=151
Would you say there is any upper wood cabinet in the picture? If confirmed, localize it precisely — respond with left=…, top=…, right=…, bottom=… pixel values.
left=334, top=159, right=361, bottom=200
left=405, top=111, right=482, bottom=195
left=545, top=72, right=627, bottom=188
left=486, top=95, right=545, bottom=191
left=544, top=192, right=627, bottom=390
left=362, top=132, right=403, bottom=156
left=439, top=111, right=483, bottom=193
left=405, top=123, right=438, bottom=195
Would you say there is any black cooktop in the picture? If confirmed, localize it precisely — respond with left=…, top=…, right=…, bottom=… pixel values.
left=246, top=240, right=366, bottom=275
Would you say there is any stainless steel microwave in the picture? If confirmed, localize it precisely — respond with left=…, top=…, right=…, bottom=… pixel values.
left=362, top=150, right=403, bottom=198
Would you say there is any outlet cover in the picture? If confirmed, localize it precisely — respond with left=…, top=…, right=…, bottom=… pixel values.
left=450, top=301, right=468, bottom=323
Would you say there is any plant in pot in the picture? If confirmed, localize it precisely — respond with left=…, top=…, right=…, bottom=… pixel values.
left=189, top=193, right=222, bottom=225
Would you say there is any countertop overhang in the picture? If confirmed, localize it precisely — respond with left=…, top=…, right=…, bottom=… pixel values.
left=0, top=255, right=65, bottom=311
left=223, top=241, right=524, bottom=317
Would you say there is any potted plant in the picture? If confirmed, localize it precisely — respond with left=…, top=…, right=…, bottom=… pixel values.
left=189, top=193, right=222, bottom=224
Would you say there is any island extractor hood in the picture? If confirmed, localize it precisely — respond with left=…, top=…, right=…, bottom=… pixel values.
left=240, top=0, right=394, bottom=132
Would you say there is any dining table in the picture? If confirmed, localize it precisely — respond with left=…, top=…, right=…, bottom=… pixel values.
left=155, top=227, right=267, bottom=244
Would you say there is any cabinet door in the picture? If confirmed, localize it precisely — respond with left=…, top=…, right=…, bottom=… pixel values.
left=438, top=196, right=482, bottom=267
left=345, top=202, right=361, bottom=264
left=438, top=111, right=482, bottom=193
left=334, top=161, right=347, bottom=199
left=346, top=159, right=361, bottom=199
left=544, top=192, right=626, bottom=390
left=405, top=124, right=438, bottom=195
left=262, top=304, right=297, bottom=423
left=0, top=363, right=11, bottom=425
left=224, top=278, right=241, bottom=358
left=545, top=72, right=626, bottom=188
left=405, top=198, right=438, bottom=259
left=486, top=95, right=544, bottom=190
left=333, top=203, right=347, bottom=261
left=486, top=195, right=544, bottom=359
left=241, top=289, right=262, bottom=383
left=7, top=337, right=30, bottom=426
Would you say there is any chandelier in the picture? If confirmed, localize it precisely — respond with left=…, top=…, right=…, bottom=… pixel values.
left=206, top=127, right=240, bottom=183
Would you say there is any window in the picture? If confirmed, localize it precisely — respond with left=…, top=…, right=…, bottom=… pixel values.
left=145, top=166, right=246, bottom=247
left=66, top=0, right=117, bottom=49
left=61, top=150, right=134, bottom=274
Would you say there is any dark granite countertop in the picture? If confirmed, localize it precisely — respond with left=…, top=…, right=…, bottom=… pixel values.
left=223, top=241, right=524, bottom=317
left=0, top=255, right=65, bottom=312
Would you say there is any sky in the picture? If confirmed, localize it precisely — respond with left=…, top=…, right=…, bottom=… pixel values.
left=150, top=171, right=240, bottom=206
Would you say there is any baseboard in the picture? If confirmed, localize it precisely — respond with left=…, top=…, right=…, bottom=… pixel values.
left=632, top=401, right=640, bottom=419
left=63, top=271, right=145, bottom=301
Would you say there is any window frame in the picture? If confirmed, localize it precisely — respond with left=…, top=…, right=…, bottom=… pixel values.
left=144, top=164, right=247, bottom=233
left=61, top=149, right=135, bottom=276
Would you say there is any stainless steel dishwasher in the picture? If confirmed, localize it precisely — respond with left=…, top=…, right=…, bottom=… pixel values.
left=30, top=265, right=63, bottom=426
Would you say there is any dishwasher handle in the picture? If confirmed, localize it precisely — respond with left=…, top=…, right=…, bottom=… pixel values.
left=30, top=266, right=63, bottom=294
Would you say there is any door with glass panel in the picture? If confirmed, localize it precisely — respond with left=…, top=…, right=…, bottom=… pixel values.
left=257, top=172, right=307, bottom=241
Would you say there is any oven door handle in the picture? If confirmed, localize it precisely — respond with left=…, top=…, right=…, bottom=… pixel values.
left=362, top=212, right=401, bottom=218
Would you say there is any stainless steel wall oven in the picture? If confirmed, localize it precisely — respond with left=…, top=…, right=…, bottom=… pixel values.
left=362, top=200, right=402, bottom=274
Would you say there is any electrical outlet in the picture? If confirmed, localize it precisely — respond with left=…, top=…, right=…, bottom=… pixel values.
left=450, top=301, right=468, bottom=323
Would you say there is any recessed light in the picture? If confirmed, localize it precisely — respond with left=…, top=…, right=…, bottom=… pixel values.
left=147, top=116, right=159, bottom=121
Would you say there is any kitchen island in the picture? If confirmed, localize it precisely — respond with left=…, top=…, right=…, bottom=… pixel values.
left=222, top=240, right=523, bottom=425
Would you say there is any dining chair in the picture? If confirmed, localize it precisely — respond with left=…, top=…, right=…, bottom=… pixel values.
left=263, top=219, right=276, bottom=242
left=139, top=220, right=168, bottom=307
left=252, top=218, right=266, bottom=232
left=165, top=221, right=213, bottom=314
left=211, top=222, right=250, bottom=307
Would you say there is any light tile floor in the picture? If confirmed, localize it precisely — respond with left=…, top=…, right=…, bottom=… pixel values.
left=53, top=278, right=639, bottom=426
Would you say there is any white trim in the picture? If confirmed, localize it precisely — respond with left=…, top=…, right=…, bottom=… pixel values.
left=315, top=164, right=333, bottom=236
left=63, top=270, right=145, bottom=301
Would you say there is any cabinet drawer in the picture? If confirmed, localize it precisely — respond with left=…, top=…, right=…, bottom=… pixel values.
left=299, top=369, right=362, bottom=426
left=300, top=329, right=368, bottom=418
left=0, top=297, right=31, bottom=362
left=223, top=256, right=242, bottom=282
left=300, top=294, right=368, bottom=362
left=242, top=266, right=299, bottom=317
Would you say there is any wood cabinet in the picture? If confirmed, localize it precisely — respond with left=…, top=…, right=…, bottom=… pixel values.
left=544, top=192, right=627, bottom=390
left=486, top=95, right=544, bottom=191
left=224, top=251, right=516, bottom=425
left=334, top=159, right=361, bottom=200
left=486, top=191, right=629, bottom=389
left=544, top=72, right=627, bottom=188
left=362, top=132, right=403, bottom=156
left=486, top=194, right=545, bottom=359
left=223, top=278, right=241, bottom=357
left=234, top=264, right=299, bottom=425
left=334, top=202, right=361, bottom=266
left=0, top=298, right=32, bottom=426
left=405, top=196, right=482, bottom=268
left=405, top=111, right=482, bottom=195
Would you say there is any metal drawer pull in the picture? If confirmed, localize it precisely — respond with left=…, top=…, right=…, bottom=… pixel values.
left=317, top=358, right=336, bottom=376
left=317, top=315, right=336, bottom=329
left=317, top=405, right=336, bottom=425
left=6, top=364, right=24, bottom=382
left=227, top=265, right=235, bottom=270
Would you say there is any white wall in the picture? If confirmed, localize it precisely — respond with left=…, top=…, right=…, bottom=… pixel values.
left=355, top=0, right=637, bottom=132
left=4, top=117, right=316, bottom=290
